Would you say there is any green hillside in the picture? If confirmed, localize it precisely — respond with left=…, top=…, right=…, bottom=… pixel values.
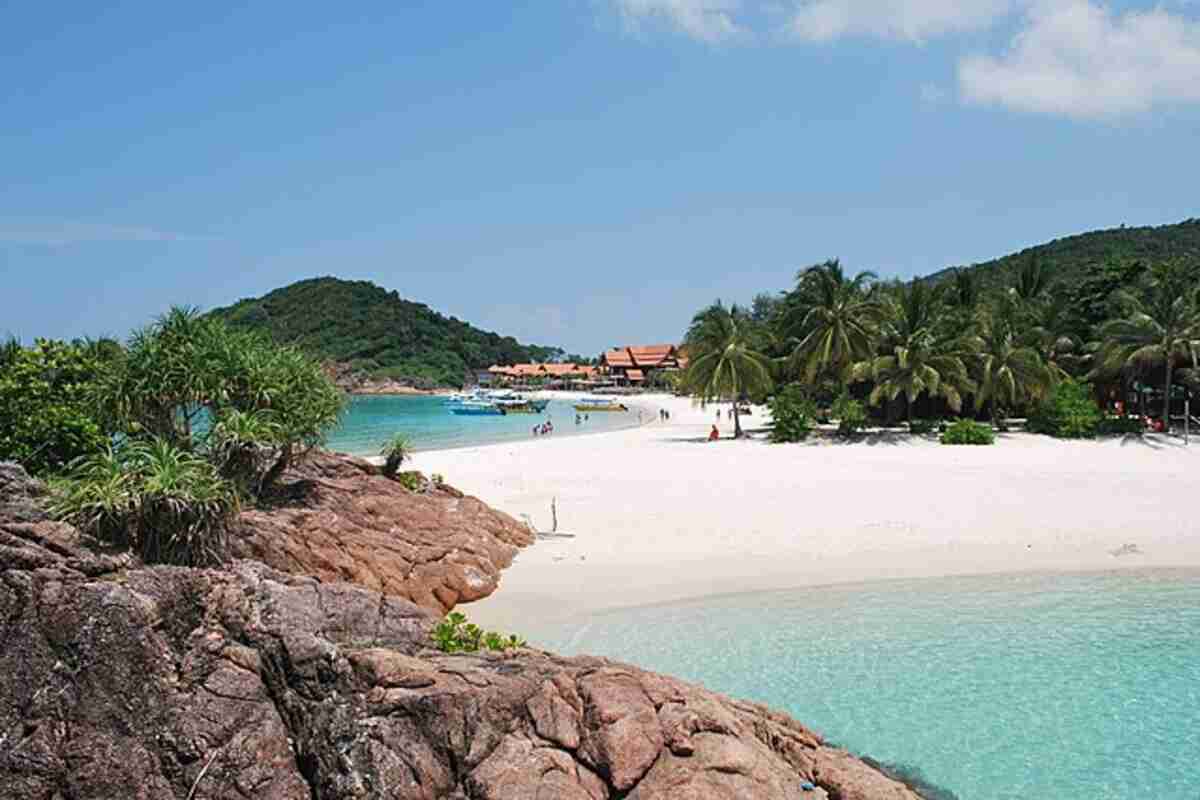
left=926, top=218, right=1200, bottom=286
left=205, top=277, right=561, bottom=386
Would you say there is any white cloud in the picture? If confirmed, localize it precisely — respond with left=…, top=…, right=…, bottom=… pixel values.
left=0, top=221, right=210, bottom=246
left=613, top=0, right=745, bottom=42
left=959, top=1, right=1200, bottom=117
left=787, top=0, right=1017, bottom=42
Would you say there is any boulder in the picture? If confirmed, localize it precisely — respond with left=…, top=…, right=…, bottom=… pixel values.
left=0, top=463, right=927, bottom=799
left=229, top=451, right=534, bottom=613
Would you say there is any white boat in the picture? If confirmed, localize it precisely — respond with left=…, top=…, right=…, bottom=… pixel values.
left=573, top=396, right=628, bottom=412
left=448, top=400, right=505, bottom=416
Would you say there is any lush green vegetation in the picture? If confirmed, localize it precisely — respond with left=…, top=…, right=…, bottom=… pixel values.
left=1026, top=380, right=1104, bottom=439
left=0, top=339, right=115, bottom=474
left=50, top=439, right=238, bottom=566
left=682, top=221, right=1200, bottom=440
left=680, top=301, right=774, bottom=439
left=940, top=419, right=996, bottom=446
left=205, top=277, right=562, bottom=386
left=925, top=218, right=1200, bottom=293
left=40, top=307, right=346, bottom=565
left=379, top=433, right=412, bottom=478
left=768, top=384, right=815, bottom=442
left=432, top=611, right=526, bottom=653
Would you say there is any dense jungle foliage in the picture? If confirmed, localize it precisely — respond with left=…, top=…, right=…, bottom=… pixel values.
left=683, top=219, right=1200, bottom=438
left=204, top=277, right=562, bottom=386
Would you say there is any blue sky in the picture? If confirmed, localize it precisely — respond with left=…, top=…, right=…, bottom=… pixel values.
left=3, top=1, right=1199, bottom=355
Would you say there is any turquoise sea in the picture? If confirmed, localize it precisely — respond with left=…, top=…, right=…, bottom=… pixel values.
left=528, top=570, right=1200, bottom=799
left=325, top=394, right=639, bottom=455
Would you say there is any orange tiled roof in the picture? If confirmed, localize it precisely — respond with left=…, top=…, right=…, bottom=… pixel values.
left=626, top=369, right=645, bottom=381
left=628, top=345, right=675, bottom=367
left=603, top=348, right=635, bottom=368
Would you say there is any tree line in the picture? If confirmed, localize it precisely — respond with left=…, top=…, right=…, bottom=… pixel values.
left=681, top=257, right=1200, bottom=440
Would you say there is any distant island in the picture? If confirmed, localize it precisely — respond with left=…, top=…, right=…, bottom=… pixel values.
left=204, top=277, right=565, bottom=388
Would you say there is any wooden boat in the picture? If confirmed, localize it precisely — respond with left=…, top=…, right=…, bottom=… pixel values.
left=496, top=398, right=549, bottom=414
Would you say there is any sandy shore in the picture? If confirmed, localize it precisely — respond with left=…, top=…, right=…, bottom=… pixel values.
left=411, top=393, right=1200, bottom=629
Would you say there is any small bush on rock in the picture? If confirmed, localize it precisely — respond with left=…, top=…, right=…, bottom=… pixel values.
left=940, top=419, right=995, bottom=445
left=51, top=438, right=237, bottom=566
left=395, top=470, right=426, bottom=492
left=379, top=433, right=412, bottom=477
left=432, top=612, right=525, bottom=653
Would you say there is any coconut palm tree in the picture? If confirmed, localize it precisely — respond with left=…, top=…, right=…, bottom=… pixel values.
left=682, top=302, right=774, bottom=439
left=781, top=259, right=885, bottom=386
left=1012, top=252, right=1053, bottom=305
left=854, top=282, right=975, bottom=422
left=973, top=305, right=1053, bottom=426
left=1091, top=265, right=1200, bottom=432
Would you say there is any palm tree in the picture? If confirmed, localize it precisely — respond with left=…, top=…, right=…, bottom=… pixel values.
left=1091, top=265, right=1200, bottom=432
left=781, top=259, right=885, bottom=386
left=682, top=302, right=774, bottom=439
left=1012, top=252, right=1052, bottom=305
left=854, top=282, right=974, bottom=422
left=973, top=306, right=1053, bottom=426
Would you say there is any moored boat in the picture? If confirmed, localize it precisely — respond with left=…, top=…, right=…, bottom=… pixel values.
left=495, top=398, right=549, bottom=414
left=449, top=401, right=506, bottom=416
left=573, top=397, right=627, bottom=412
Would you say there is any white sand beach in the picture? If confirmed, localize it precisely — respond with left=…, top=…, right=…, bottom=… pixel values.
left=412, top=393, right=1200, bottom=629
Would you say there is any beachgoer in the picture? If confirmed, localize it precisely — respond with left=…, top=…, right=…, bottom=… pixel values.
left=708, top=424, right=719, bottom=442
left=532, top=426, right=538, bottom=436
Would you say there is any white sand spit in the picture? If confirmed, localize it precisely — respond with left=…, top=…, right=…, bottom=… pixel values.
left=411, top=393, right=1200, bottom=629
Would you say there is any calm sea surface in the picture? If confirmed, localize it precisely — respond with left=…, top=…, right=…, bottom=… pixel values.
left=325, top=394, right=640, bottom=454
left=528, top=570, right=1200, bottom=799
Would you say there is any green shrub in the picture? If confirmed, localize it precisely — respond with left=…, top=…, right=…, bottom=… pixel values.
left=51, top=439, right=237, bottom=566
left=395, top=470, right=426, bottom=492
left=379, top=433, right=413, bottom=477
left=431, top=473, right=445, bottom=486
left=432, top=611, right=526, bottom=653
left=1027, top=380, right=1102, bottom=439
left=768, top=384, right=816, bottom=442
left=832, top=394, right=867, bottom=436
left=908, top=419, right=939, bottom=435
left=940, top=419, right=995, bottom=445
left=1098, top=416, right=1145, bottom=436
left=94, top=307, right=345, bottom=495
left=0, top=340, right=111, bottom=475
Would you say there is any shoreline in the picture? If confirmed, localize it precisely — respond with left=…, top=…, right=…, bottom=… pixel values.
left=348, top=390, right=661, bottom=456
left=408, top=393, right=1200, bottom=630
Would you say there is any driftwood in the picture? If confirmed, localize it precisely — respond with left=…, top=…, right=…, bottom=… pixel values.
left=522, top=497, right=575, bottom=539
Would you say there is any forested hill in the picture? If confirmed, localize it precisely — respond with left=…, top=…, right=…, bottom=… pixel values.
left=925, top=218, right=1200, bottom=286
left=205, top=277, right=561, bottom=386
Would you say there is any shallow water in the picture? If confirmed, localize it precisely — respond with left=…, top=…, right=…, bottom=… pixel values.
left=325, top=394, right=640, bottom=454
left=528, top=570, right=1200, bottom=799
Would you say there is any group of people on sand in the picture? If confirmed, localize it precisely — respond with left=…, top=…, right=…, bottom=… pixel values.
left=658, top=408, right=671, bottom=422
left=532, top=420, right=555, bottom=436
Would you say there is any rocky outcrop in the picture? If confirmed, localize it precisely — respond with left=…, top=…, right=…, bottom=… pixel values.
left=230, top=452, right=534, bottom=614
left=0, top=464, right=925, bottom=799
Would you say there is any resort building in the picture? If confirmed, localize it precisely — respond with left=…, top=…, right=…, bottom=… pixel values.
left=599, top=344, right=687, bottom=386
left=486, top=363, right=599, bottom=389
